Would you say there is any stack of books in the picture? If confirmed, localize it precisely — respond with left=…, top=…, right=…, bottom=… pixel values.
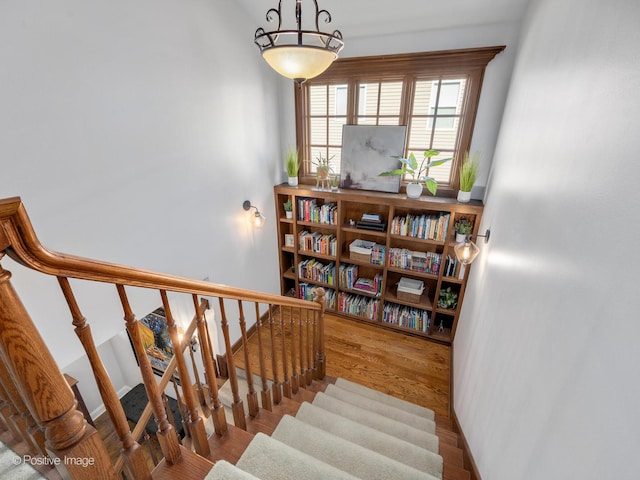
left=356, top=213, right=387, bottom=232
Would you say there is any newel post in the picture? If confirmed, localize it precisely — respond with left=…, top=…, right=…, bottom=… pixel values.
left=0, top=256, right=116, bottom=479
left=313, top=288, right=326, bottom=379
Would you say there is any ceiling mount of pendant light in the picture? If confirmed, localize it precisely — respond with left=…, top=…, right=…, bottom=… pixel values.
left=254, top=0, right=344, bottom=83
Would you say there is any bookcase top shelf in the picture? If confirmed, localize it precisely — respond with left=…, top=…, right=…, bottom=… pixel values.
left=274, top=183, right=484, bottom=344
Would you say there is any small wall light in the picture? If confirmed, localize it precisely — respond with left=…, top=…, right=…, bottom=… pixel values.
left=243, top=200, right=266, bottom=228
left=454, top=229, right=491, bottom=265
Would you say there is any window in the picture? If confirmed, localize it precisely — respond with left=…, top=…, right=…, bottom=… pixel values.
left=295, top=47, right=504, bottom=194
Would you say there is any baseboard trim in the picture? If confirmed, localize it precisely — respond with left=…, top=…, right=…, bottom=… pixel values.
left=452, top=408, right=482, bottom=480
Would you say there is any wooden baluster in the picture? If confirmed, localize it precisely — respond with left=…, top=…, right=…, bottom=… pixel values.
left=0, top=261, right=116, bottom=479
left=189, top=335, right=207, bottom=409
left=170, top=375, right=190, bottom=443
left=305, top=308, right=313, bottom=386
left=0, top=381, right=20, bottom=438
left=299, top=309, right=307, bottom=388
left=192, top=295, right=227, bottom=436
left=268, top=307, right=282, bottom=404
left=0, top=359, right=44, bottom=455
left=254, top=303, right=272, bottom=411
left=314, top=289, right=327, bottom=379
left=290, top=307, right=299, bottom=394
left=280, top=307, right=292, bottom=399
left=117, top=285, right=181, bottom=465
left=218, top=298, right=246, bottom=430
left=58, top=278, right=151, bottom=480
left=160, top=290, right=210, bottom=457
left=238, top=301, right=259, bottom=417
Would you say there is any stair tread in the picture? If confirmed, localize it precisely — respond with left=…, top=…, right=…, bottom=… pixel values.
left=443, top=463, right=471, bottom=480
left=439, top=442, right=464, bottom=468
left=245, top=408, right=282, bottom=436
left=151, top=445, right=214, bottom=480
left=271, top=396, right=303, bottom=417
left=206, top=424, right=254, bottom=465
left=290, top=387, right=316, bottom=403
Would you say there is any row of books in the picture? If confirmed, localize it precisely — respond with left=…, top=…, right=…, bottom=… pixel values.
left=298, top=283, right=336, bottom=309
left=298, top=231, right=337, bottom=256
left=390, top=213, right=450, bottom=242
left=297, top=198, right=338, bottom=225
left=382, top=303, right=431, bottom=333
left=298, top=259, right=335, bottom=285
left=443, top=254, right=467, bottom=280
left=338, top=264, right=383, bottom=295
left=388, top=248, right=442, bottom=275
left=337, top=292, right=380, bottom=320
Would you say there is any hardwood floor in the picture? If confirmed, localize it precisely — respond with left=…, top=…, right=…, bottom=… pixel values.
left=233, top=311, right=451, bottom=417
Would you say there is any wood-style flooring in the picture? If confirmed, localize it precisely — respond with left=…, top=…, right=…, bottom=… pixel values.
left=233, top=311, right=451, bottom=417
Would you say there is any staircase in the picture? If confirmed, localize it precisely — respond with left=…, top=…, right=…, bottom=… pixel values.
left=0, top=196, right=472, bottom=480
left=202, top=372, right=470, bottom=480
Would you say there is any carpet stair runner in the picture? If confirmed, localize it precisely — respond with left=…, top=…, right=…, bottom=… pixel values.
left=209, top=375, right=470, bottom=480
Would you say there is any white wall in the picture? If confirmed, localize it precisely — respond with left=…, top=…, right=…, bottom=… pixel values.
left=279, top=21, right=522, bottom=198
left=0, top=0, right=282, bottom=406
left=454, top=0, right=640, bottom=478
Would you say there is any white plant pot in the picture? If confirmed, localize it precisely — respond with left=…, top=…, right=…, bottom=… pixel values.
left=457, top=190, right=471, bottom=203
left=285, top=211, right=293, bottom=219
left=455, top=233, right=467, bottom=243
left=406, top=182, right=423, bottom=199
left=288, top=176, right=298, bottom=187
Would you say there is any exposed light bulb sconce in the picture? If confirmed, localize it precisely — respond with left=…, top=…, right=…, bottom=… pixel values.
left=254, top=0, right=344, bottom=83
left=243, top=200, right=266, bottom=229
left=454, top=229, right=491, bottom=265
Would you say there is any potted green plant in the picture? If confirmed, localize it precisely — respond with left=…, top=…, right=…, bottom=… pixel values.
left=313, top=153, right=334, bottom=189
left=286, top=147, right=300, bottom=187
left=437, top=287, right=458, bottom=310
left=379, top=150, right=451, bottom=197
left=283, top=198, right=293, bottom=219
left=457, top=152, right=479, bottom=203
left=331, top=174, right=340, bottom=191
left=454, top=219, right=472, bottom=242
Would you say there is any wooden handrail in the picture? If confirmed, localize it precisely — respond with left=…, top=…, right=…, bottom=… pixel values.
left=0, top=197, right=320, bottom=311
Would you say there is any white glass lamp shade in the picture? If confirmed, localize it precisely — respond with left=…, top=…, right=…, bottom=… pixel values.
left=251, top=211, right=266, bottom=229
left=262, top=46, right=337, bottom=80
left=454, top=239, right=480, bottom=265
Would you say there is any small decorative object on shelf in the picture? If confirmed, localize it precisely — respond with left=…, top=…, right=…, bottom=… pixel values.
left=454, top=218, right=473, bottom=242
left=313, top=153, right=334, bottom=190
left=438, top=286, right=458, bottom=310
left=457, top=152, right=479, bottom=203
left=379, top=149, right=452, bottom=197
left=331, top=174, right=340, bottom=191
left=283, top=198, right=293, bottom=219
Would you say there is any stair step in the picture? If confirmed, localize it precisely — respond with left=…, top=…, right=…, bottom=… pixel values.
left=245, top=407, right=283, bottom=436
left=443, top=463, right=471, bottom=480
left=206, top=424, right=254, bottom=465
left=439, top=442, right=464, bottom=468
left=290, top=387, right=316, bottom=403
left=436, top=426, right=460, bottom=447
left=151, top=445, right=214, bottom=480
left=270, top=395, right=303, bottom=417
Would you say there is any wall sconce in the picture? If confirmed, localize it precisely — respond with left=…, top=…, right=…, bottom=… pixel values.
left=454, top=229, right=491, bottom=265
left=243, top=200, right=266, bottom=228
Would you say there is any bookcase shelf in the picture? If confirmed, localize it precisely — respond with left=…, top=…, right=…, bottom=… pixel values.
left=274, top=184, right=483, bottom=344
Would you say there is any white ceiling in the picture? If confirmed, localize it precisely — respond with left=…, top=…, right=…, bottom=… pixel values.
left=237, top=0, right=531, bottom=39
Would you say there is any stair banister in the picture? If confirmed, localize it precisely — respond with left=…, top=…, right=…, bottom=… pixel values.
left=58, top=276, right=151, bottom=480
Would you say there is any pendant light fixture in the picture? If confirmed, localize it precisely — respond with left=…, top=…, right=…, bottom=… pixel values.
left=254, top=0, right=344, bottom=83
left=243, top=201, right=266, bottom=229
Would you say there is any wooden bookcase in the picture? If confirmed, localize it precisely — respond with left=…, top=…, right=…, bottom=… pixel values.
left=274, top=184, right=484, bottom=344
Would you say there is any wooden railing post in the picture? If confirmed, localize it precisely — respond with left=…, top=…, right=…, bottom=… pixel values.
left=58, top=277, right=151, bottom=480
left=117, top=285, right=182, bottom=466
left=193, top=295, right=227, bottom=436
left=299, top=310, right=308, bottom=387
left=238, top=301, right=259, bottom=417
left=0, top=260, right=116, bottom=479
left=160, top=291, right=210, bottom=457
left=314, top=288, right=327, bottom=379
left=218, top=299, right=246, bottom=430
left=254, top=303, right=272, bottom=412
